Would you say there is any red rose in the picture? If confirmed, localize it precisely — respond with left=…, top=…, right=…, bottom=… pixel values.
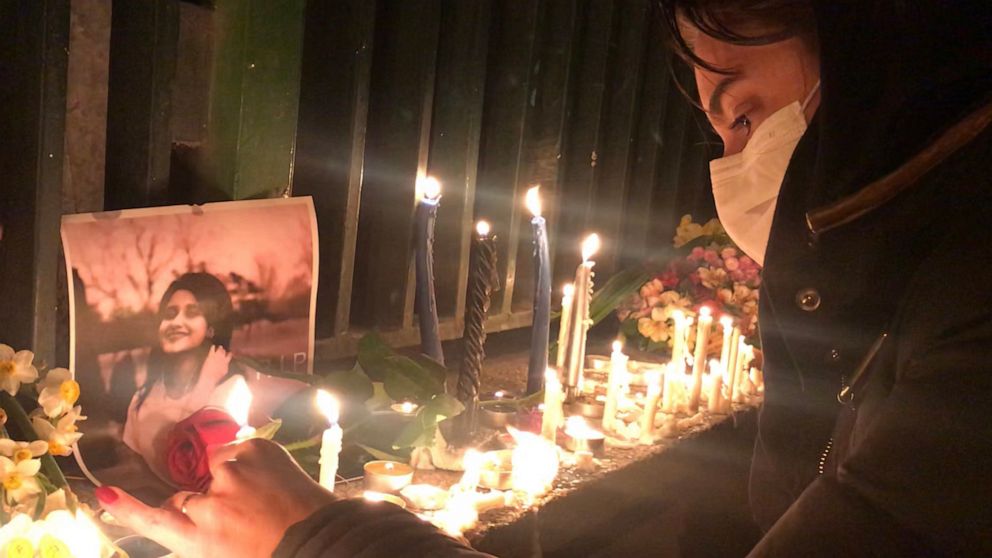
left=165, top=408, right=240, bottom=491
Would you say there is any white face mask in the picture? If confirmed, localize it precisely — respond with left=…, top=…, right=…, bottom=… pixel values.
left=710, top=81, right=820, bottom=265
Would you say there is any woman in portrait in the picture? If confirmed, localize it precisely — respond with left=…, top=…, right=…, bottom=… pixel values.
left=122, top=272, right=311, bottom=488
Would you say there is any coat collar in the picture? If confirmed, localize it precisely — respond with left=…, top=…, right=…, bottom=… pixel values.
left=805, top=99, right=992, bottom=239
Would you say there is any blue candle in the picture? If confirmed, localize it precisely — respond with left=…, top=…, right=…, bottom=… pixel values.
left=526, top=186, right=551, bottom=394
left=415, top=176, right=444, bottom=365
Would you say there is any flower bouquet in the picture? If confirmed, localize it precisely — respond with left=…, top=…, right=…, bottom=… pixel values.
left=0, top=343, right=120, bottom=557
left=591, top=215, right=761, bottom=360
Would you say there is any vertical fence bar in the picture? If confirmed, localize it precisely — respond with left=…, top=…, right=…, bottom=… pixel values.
left=0, top=0, right=69, bottom=366
left=104, top=0, right=178, bottom=210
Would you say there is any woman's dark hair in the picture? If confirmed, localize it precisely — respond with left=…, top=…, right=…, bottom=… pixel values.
left=156, top=272, right=234, bottom=349
left=135, top=272, right=236, bottom=409
left=657, top=0, right=817, bottom=74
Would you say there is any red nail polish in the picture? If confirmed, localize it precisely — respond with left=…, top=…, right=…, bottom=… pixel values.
left=95, top=486, right=118, bottom=504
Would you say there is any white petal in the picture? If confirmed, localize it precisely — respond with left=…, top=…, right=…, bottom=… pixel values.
left=16, top=459, right=40, bottom=477
left=12, top=351, right=34, bottom=367
left=0, top=456, right=16, bottom=474
left=0, top=344, right=13, bottom=360
left=28, top=441, right=48, bottom=456
left=0, top=378, right=17, bottom=396
left=14, top=366, right=38, bottom=383
left=0, top=439, right=17, bottom=456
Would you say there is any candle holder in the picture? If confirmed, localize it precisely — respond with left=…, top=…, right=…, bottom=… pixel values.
left=363, top=461, right=414, bottom=493
left=479, top=402, right=517, bottom=429
left=562, top=421, right=606, bottom=457
left=567, top=395, right=605, bottom=419
left=479, top=450, right=513, bottom=490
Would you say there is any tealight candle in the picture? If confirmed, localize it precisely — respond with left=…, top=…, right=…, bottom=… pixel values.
left=400, top=484, right=449, bottom=511
left=316, top=390, right=343, bottom=492
left=363, top=460, right=414, bottom=493
left=390, top=401, right=419, bottom=416
left=479, top=450, right=513, bottom=490
left=563, top=415, right=606, bottom=456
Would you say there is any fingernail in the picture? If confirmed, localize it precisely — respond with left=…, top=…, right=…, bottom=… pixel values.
left=95, top=486, right=119, bottom=504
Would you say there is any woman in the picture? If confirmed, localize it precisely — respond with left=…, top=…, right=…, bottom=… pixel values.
left=123, top=272, right=312, bottom=488
left=102, top=1, right=992, bottom=556
left=122, top=272, right=245, bottom=485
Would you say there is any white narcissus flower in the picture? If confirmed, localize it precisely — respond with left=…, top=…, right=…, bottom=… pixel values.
left=0, top=439, right=48, bottom=464
left=32, top=407, right=85, bottom=457
left=0, top=456, right=42, bottom=503
left=37, top=368, right=80, bottom=418
left=0, top=345, right=39, bottom=396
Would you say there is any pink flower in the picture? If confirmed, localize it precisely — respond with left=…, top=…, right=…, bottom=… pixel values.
left=724, top=257, right=740, bottom=271
left=703, top=250, right=720, bottom=265
left=739, top=255, right=756, bottom=269
left=720, top=247, right=738, bottom=260
left=688, top=247, right=705, bottom=262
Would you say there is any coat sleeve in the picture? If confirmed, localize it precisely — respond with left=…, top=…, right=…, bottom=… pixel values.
left=749, top=224, right=992, bottom=557
left=272, top=499, right=495, bottom=558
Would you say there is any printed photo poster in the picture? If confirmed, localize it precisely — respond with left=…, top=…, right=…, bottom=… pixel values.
left=61, top=197, right=319, bottom=498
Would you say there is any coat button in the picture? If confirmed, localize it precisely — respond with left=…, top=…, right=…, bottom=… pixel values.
left=796, top=288, right=821, bottom=311
left=826, top=348, right=841, bottom=363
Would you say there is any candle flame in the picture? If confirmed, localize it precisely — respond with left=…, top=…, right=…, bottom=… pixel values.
left=475, top=220, right=491, bottom=237
left=400, top=401, right=417, bottom=414
left=564, top=415, right=602, bottom=439
left=612, top=340, right=623, bottom=353
left=672, top=309, right=685, bottom=323
left=699, top=306, right=712, bottom=318
left=720, top=315, right=734, bottom=329
left=316, top=389, right=340, bottom=424
left=544, top=368, right=561, bottom=387
left=645, top=370, right=662, bottom=387
left=225, top=376, right=252, bottom=427
left=494, top=390, right=505, bottom=399
left=525, top=185, right=542, bottom=217
left=418, top=176, right=442, bottom=201
left=581, top=234, right=601, bottom=262
left=562, top=283, right=575, bottom=298
left=709, top=359, right=723, bottom=376
left=508, top=427, right=559, bottom=498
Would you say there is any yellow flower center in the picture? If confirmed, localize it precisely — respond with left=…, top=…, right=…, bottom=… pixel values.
left=48, top=441, right=68, bottom=456
left=13, top=449, right=32, bottom=463
left=0, top=361, right=13, bottom=378
left=5, top=537, right=33, bottom=558
left=3, top=474, right=22, bottom=491
left=59, top=380, right=80, bottom=405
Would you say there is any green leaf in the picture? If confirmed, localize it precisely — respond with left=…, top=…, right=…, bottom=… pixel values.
left=357, top=332, right=395, bottom=381
left=407, top=354, right=449, bottom=387
left=393, top=415, right=436, bottom=449
left=32, top=486, right=46, bottom=520
left=382, top=356, right=444, bottom=402
left=318, top=362, right=374, bottom=403
left=422, top=393, right=464, bottom=423
left=254, top=419, right=283, bottom=440
left=588, top=267, right=655, bottom=327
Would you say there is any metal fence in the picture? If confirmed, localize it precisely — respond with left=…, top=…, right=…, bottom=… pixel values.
left=0, top=0, right=714, bottom=366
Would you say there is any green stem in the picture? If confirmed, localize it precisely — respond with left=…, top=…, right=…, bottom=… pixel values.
left=0, top=392, right=68, bottom=489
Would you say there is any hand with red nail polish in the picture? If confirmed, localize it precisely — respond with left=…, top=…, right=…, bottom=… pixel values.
left=96, top=439, right=336, bottom=558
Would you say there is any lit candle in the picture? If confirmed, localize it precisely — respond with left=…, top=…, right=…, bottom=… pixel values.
left=671, top=310, right=688, bottom=376
left=565, top=234, right=600, bottom=400
left=363, top=460, right=414, bottom=493
left=541, top=368, right=564, bottom=441
left=225, top=376, right=256, bottom=439
left=660, top=363, right=676, bottom=413
left=688, top=307, right=713, bottom=413
left=456, top=220, right=499, bottom=441
left=707, top=359, right=725, bottom=413
left=414, top=175, right=444, bottom=364
left=639, top=370, right=663, bottom=444
left=718, top=316, right=734, bottom=378
left=316, top=390, right=343, bottom=491
left=562, top=415, right=606, bottom=455
left=725, top=327, right=741, bottom=408
left=731, top=338, right=747, bottom=403
left=457, top=449, right=484, bottom=492
left=526, top=186, right=552, bottom=395
left=602, top=341, right=627, bottom=433
left=390, top=401, right=419, bottom=415
left=556, top=284, right=575, bottom=370
left=508, top=427, right=559, bottom=502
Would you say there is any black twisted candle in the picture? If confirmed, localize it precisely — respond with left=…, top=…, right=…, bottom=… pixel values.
left=455, top=222, right=499, bottom=441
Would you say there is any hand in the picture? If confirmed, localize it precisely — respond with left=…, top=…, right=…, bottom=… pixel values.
left=198, top=345, right=232, bottom=389
left=97, top=438, right=336, bottom=558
